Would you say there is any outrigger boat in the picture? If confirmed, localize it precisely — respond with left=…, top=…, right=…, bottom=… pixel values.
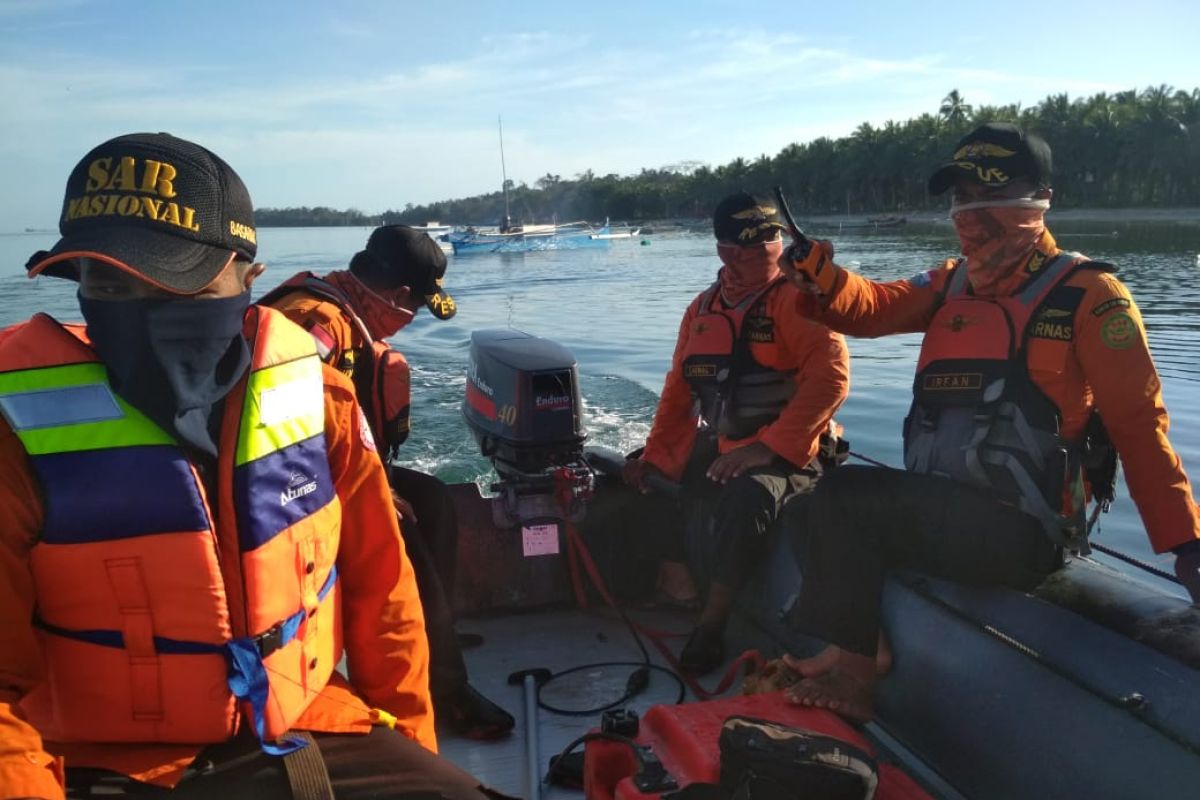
left=453, top=118, right=620, bottom=255
left=427, top=329, right=1200, bottom=799
left=450, top=222, right=614, bottom=255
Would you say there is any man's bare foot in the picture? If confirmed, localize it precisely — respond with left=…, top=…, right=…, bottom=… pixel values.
left=656, top=561, right=699, bottom=606
left=782, top=633, right=893, bottom=679
left=784, top=671, right=876, bottom=723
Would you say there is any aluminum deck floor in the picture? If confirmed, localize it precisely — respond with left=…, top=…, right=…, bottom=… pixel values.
left=437, top=606, right=730, bottom=799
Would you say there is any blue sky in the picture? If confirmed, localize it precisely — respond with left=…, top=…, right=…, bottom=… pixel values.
left=2, top=0, right=1198, bottom=229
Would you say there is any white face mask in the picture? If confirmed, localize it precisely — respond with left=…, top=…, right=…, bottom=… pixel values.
left=949, top=196, right=1050, bottom=217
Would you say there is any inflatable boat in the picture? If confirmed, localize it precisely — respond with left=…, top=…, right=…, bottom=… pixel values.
left=436, top=328, right=1200, bottom=800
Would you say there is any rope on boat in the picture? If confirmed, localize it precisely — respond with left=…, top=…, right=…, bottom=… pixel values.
left=1088, top=541, right=1179, bottom=584
left=847, top=450, right=892, bottom=469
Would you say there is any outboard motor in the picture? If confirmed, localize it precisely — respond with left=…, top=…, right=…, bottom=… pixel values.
left=463, top=329, right=594, bottom=528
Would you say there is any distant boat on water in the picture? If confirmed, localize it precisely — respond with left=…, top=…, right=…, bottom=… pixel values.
left=807, top=215, right=908, bottom=232
left=450, top=117, right=622, bottom=254
left=450, top=221, right=614, bottom=254
left=589, top=225, right=641, bottom=241
left=408, top=221, right=454, bottom=254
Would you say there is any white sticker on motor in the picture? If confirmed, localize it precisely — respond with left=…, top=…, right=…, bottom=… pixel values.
left=521, top=523, right=560, bottom=557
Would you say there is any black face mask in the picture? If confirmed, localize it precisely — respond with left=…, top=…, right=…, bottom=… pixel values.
left=78, top=290, right=252, bottom=458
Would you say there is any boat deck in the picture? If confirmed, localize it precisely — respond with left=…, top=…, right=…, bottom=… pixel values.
left=435, top=605, right=959, bottom=799
left=438, top=606, right=712, bottom=798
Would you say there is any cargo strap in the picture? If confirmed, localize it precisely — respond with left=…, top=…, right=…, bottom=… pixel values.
left=226, top=565, right=339, bottom=755
left=283, top=731, right=335, bottom=800
left=555, top=470, right=764, bottom=700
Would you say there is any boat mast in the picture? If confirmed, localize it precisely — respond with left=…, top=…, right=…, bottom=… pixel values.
left=498, top=115, right=511, bottom=229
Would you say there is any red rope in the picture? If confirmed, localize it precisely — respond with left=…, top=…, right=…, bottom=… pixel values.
left=552, top=469, right=764, bottom=700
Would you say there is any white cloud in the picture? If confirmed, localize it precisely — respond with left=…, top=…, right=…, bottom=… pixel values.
left=0, top=19, right=1193, bottom=228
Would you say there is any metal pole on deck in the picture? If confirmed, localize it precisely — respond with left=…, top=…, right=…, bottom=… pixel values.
left=507, top=668, right=550, bottom=800
left=523, top=673, right=541, bottom=800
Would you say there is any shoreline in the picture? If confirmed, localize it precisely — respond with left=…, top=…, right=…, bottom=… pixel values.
left=4, top=207, right=1200, bottom=237
left=891, top=207, right=1200, bottom=224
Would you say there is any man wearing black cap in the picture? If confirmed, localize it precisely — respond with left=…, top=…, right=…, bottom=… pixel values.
left=780, top=122, right=1200, bottom=721
left=0, top=133, right=495, bottom=798
left=622, top=191, right=849, bottom=675
left=261, top=227, right=515, bottom=740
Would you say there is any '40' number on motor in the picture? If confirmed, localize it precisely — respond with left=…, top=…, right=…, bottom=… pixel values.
left=497, top=405, right=517, bottom=426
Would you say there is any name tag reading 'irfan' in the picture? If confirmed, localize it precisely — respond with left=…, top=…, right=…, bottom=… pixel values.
left=522, top=523, right=560, bottom=557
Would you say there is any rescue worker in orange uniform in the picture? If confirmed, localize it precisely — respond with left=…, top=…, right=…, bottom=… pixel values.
left=623, top=191, right=850, bottom=675
left=259, top=227, right=514, bottom=740
left=779, top=123, right=1200, bottom=722
left=0, top=133, right=493, bottom=799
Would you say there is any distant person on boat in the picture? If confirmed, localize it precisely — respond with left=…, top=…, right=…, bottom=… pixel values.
left=0, top=133, right=495, bottom=799
left=779, top=122, right=1200, bottom=722
left=622, top=191, right=850, bottom=675
left=259, top=225, right=516, bottom=740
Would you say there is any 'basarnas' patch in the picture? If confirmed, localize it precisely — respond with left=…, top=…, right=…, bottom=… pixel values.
left=1100, top=312, right=1138, bottom=350
left=744, top=315, right=775, bottom=343
left=1091, top=297, right=1131, bottom=317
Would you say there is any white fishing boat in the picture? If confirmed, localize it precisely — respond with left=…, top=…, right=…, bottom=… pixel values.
left=408, top=221, right=454, bottom=254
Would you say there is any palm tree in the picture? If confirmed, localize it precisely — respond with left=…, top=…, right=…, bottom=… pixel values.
left=939, top=89, right=973, bottom=125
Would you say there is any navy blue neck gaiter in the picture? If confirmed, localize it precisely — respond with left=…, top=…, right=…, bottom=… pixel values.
left=78, top=291, right=252, bottom=458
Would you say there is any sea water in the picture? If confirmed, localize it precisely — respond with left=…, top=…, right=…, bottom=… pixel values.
left=3, top=218, right=1198, bottom=595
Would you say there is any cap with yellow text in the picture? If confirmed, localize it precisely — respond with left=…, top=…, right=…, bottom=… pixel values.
left=712, top=191, right=786, bottom=245
left=351, top=225, right=456, bottom=320
left=27, top=132, right=257, bottom=294
left=928, top=122, right=1052, bottom=196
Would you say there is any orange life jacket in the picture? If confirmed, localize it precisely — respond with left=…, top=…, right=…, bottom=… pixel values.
left=903, top=251, right=1110, bottom=549
left=680, top=278, right=798, bottom=442
left=0, top=307, right=342, bottom=750
left=260, top=273, right=412, bottom=457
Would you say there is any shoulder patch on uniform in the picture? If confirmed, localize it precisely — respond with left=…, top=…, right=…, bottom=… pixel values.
left=357, top=404, right=377, bottom=452
left=1025, top=250, right=1050, bottom=274
left=1100, top=312, right=1138, bottom=350
left=1091, top=297, right=1131, bottom=317
left=307, top=324, right=335, bottom=361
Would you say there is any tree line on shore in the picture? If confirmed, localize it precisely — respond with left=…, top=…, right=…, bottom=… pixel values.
left=255, top=85, right=1200, bottom=228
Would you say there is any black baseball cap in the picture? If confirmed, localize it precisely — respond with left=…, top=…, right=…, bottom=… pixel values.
left=27, top=132, right=257, bottom=294
left=928, top=123, right=1052, bottom=196
left=351, top=225, right=456, bottom=320
left=712, top=191, right=786, bottom=245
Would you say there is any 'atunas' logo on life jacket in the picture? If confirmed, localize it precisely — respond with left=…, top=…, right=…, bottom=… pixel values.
left=280, top=471, right=318, bottom=506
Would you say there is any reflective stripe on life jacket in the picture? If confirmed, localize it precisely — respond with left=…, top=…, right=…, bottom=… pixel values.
left=259, top=272, right=412, bottom=456
left=0, top=308, right=342, bottom=748
left=902, top=251, right=1095, bottom=548
left=681, top=278, right=796, bottom=442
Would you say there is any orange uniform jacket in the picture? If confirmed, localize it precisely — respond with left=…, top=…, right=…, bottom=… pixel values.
left=643, top=280, right=850, bottom=480
left=0, top=361, right=434, bottom=800
left=809, top=232, right=1200, bottom=554
left=267, top=287, right=367, bottom=377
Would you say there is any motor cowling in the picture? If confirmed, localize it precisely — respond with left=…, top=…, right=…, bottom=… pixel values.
left=463, top=329, right=593, bottom=527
